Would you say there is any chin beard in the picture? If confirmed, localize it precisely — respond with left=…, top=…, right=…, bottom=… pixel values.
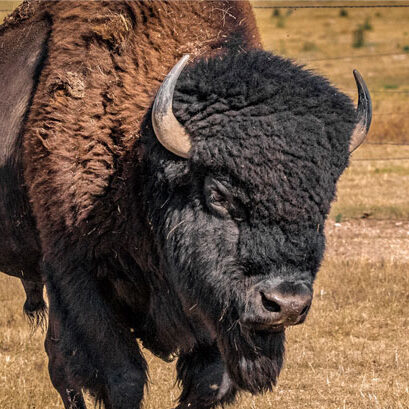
left=217, top=326, right=285, bottom=394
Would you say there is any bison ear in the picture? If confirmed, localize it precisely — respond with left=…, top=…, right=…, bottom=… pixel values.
left=0, top=16, right=51, bottom=164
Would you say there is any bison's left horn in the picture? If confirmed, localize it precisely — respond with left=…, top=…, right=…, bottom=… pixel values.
left=349, top=70, right=372, bottom=153
left=152, top=55, right=191, bottom=159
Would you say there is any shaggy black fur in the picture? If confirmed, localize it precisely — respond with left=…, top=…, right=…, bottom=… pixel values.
left=140, top=50, right=355, bottom=399
left=176, top=344, right=238, bottom=408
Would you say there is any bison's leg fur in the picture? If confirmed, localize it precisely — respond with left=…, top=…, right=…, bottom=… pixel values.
left=175, top=344, right=238, bottom=409
left=45, top=306, right=87, bottom=409
left=21, top=279, right=47, bottom=329
left=44, top=260, right=147, bottom=409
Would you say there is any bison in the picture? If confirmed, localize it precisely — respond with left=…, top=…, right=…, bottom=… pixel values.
left=0, top=1, right=371, bottom=408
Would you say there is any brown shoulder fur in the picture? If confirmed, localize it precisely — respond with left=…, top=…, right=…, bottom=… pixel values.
left=22, top=0, right=261, bottom=257
left=0, top=0, right=42, bottom=33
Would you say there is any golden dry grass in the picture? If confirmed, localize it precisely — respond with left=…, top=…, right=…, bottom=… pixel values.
left=1, top=2, right=409, bottom=409
left=0, top=1, right=20, bottom=22
left=330, top=145, right=409, bottom=220
left=254, top=3, right=409, bottom=144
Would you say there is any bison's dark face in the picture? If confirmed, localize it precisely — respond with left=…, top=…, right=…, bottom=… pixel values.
left=142, top=51, right=370, bottom=393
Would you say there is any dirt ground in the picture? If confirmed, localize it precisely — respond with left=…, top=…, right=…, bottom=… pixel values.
left=326, top=218, right=409, bottom=262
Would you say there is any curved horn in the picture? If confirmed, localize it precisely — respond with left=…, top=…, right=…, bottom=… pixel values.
left=152, top=55, right=191, bottom=159
left=349, top=69, right=372, bottom=153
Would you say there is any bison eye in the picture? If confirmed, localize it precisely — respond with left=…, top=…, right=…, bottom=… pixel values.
left=204, top=176, right=245, bottom=220
left=204, top=177, right=230, bottom=217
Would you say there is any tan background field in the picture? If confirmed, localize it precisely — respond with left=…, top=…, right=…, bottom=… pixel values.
left=1, top=1, right=409, bottom=408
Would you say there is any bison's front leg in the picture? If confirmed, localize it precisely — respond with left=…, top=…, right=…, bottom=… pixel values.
left=45, top=305, right=87, bottom=409
left=44, top=259, right=147, bottom=409
left=175, top=344, right=237, bottom=409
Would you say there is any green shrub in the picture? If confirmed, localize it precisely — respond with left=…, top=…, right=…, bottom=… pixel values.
left=272, top=8, right=280, bottom=17
left=363, top=17, right=373, bottom=31
left=339, top=9, right=348, bottom=17
left=353, top=25, right=365, bottom=48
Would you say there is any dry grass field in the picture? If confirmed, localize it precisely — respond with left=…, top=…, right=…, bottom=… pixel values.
left=254, top=1, right=409, bottom=144
left=1, top=2, right=409, bottom=409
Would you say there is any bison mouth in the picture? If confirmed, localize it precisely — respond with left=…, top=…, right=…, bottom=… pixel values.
left=217, top=323, right=285, bottom=394
left=255, top=325, right=285, bottom=333
left=243, top=322, right=286, bottom=333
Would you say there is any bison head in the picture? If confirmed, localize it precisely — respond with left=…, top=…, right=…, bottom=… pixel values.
left=142, top=50, right=371, bottom=393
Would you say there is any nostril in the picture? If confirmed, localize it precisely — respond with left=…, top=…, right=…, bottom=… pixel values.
left=300, top=304, right=310, bottom=316
left=260, top=292, right=281, bottom=313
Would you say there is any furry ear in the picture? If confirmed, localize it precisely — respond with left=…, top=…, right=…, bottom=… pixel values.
left=0, top=16, right=50, bottom=165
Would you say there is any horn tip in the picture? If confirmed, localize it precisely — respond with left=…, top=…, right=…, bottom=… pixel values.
left=349, top=69, right=372, bottom=153
left=353, top=69, right=363, bottom=83
left=181, top=54, right=191, bottom=64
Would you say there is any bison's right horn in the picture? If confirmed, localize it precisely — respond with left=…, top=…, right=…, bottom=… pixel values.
left=152, top=55, right=192, bottom=159
left=349, top=70, right=372, bottom=153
